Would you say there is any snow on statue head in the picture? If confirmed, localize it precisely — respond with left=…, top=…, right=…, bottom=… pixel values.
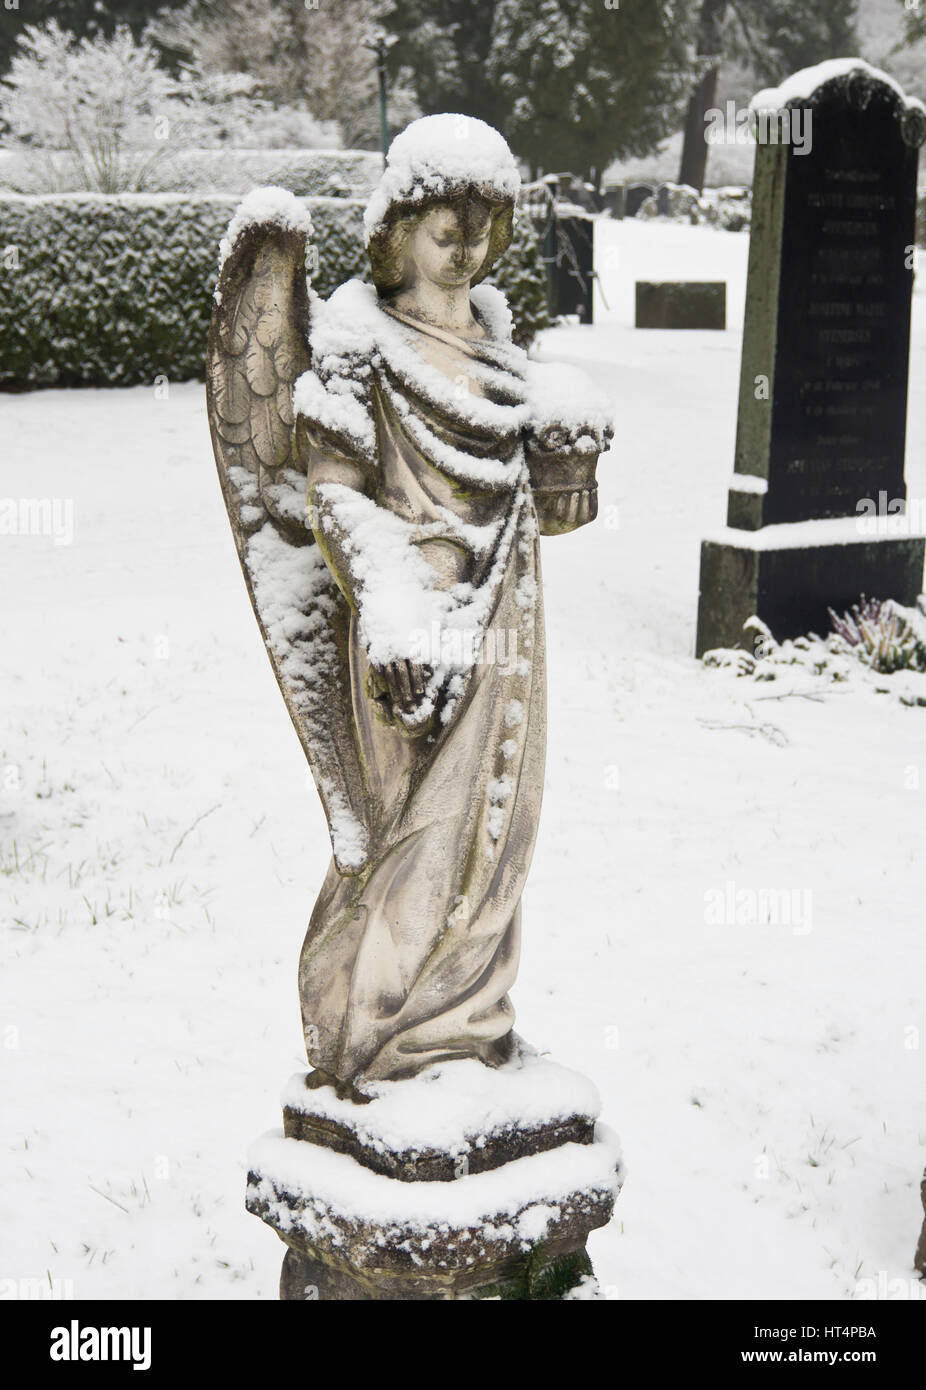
left=363, top=113, right=521, bottom=292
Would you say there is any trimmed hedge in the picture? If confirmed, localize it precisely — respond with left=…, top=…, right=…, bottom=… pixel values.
left=0, top=194, right=549, bottom=388
left=0, top=148, right=383, bottom=199
left=0, top=194, right=365, bottom=387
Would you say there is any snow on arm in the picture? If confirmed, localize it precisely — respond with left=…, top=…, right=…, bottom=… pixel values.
left=524, top=359, right=615, bottom=453
left=314, top=479, right=529, bottom=682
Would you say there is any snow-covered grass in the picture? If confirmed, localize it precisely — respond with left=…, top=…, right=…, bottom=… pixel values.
left=2, top=218, right=925, bottom=1301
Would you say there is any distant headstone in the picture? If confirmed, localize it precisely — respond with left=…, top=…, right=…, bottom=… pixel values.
left=555, top=173, right=599, bottom=213
left=625, top=182, right=656, bottom=218
left=696, top=62, right=926, bottom=656
left=601, top=185, right=625, bottom=219
left=553, top=212, right=595, bottom=321
left=636, top=281, right=726, bottom=330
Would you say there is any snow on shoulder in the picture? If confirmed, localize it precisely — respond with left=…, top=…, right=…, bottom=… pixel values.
left=217, top=185, right=315, bottom=273
left=470, top=283, right=514, bottom=343
left=363, top=113, right=521, bottom=242
left=751, top=57, right=926, bottom=118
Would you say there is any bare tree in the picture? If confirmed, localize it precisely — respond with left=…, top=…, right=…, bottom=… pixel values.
left=148, top=0, right=418, bottom=149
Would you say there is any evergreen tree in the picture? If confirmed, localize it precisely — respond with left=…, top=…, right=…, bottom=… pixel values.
left=727, top=0, right=858, bottom=86
left=386, top=0, right=699, bottom=188
left=899, top=0, right=926, bottom=45
left=382, top=0, right=509, bottom=133
left=488, top=211, right=551, bottom=349
left=0, top=1, right=187, bottom=78
left=678, top=0, right=859, bottom=191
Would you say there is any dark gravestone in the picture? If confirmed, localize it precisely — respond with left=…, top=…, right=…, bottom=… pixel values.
left=636, top=281, right=726, bottom=330
left=696, top=63, right=926, bottom=656
left=552, top=212, right=595, bottom=321
left=523, top=193, right=595, bottom=322
left=625, top=182, right=656, bottom=218
left=601, top=185, right=625, bottom=219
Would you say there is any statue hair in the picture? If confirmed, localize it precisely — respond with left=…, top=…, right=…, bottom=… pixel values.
left=367, top=187, right=514, bottom=292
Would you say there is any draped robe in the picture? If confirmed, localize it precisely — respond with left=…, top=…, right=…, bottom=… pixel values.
left=295, top=282, right=549, bottom=1086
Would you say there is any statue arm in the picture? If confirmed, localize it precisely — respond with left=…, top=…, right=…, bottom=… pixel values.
left=303, top=438, right=436, bottom=727
left=304, top=440, right=370, bottom=616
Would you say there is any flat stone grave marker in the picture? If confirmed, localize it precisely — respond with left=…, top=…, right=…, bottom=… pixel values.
left=636, top=281, right=726, bottom=329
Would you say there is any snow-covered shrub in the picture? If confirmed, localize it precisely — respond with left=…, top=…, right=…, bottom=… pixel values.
left=486, top=210, right=550, bottom=350
left=0, top=190, right=548, bottom=385
left=0, top=23, right=195, bottom=193
left=0, top=148, right=382, bottom=198
left=637, top=181, right=751, bottom=233
left=0, top=194, right=366, bottom=387
left=706, top=186, right=752, bottom=233
left=702, top=599, right=926, bottom=701
left=0, top=22, right=350, bottom=194
left=637, top=182, right=704, bottom=223
left=147, top=0, right=420, bottom=150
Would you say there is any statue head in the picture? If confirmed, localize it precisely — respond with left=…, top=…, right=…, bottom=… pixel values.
left=364, top=114, right=520, bottom=293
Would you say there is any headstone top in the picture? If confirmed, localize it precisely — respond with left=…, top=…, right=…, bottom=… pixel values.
left=730, top=58, right=923, bottom=531
left=751, top=58, right=926, bottom=148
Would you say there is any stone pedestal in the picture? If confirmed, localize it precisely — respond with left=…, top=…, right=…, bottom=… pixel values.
left=696, top=520, right=925, bottom=655
left=916, top=1168, right=926, bottom=1278
left=246, top=1049, right=622, bottom=1300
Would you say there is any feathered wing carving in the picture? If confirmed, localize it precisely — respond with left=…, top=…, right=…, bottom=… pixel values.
left=206, top=211, right=369, bottom=875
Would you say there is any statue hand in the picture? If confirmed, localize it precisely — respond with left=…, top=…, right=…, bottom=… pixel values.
left=367, top=660, right=436, bottom=733
left=382, top=659, right=434, bottom=715
left=535, top=484, right=598, bottom=536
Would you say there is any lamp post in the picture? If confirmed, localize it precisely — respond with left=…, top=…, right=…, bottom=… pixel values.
left=363, top=31, right=396, bottom=163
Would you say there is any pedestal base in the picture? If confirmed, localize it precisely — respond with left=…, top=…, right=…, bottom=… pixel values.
left=278, top=1242, right=596, bottom=1301
left=246, top=1050, right=622, bottom=1301
left=696, top=523, right=925, bottom=656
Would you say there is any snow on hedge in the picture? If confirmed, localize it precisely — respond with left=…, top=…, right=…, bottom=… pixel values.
left=0, top=147, right=383, bottom=198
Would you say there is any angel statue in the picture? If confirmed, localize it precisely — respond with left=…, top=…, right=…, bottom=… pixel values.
left=208, top=115, right=613, bottom=1096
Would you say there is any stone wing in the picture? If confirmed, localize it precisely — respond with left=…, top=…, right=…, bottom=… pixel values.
left=207, top=210, right=369, bottom=875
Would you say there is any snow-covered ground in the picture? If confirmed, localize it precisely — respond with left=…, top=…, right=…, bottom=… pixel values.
left=2, top=219, right=924, bottom=1301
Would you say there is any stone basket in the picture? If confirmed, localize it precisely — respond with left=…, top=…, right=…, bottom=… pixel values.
left=526, top=428, right=602, bottom=536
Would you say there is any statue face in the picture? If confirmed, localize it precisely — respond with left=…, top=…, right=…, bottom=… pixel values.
left=405, top=202, right=493, bottom=290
